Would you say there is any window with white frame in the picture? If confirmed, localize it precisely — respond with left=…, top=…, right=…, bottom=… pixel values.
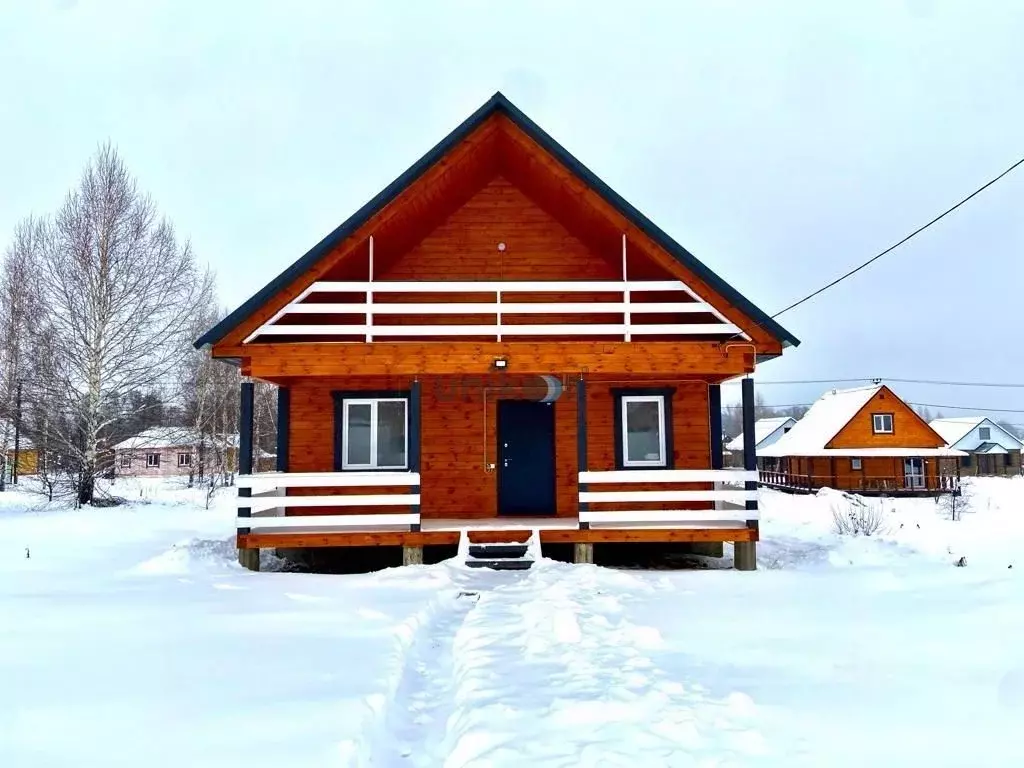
left=851, top=458, right=862, bottom=470
left=621, top=395, right=667, bottom=467
left=178, top=452, right=191, bottom=467
left=120, top=454, right=131, bottom=468
left=146, top=453, right=160, bottom=468
left=341, top=397, right=408, bottom=470
left=872, top=413, right=893, bottom=434
left=979, top=426, right=991, bottom=440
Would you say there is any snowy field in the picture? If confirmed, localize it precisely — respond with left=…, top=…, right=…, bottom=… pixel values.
left=1, top=477, right=1023, bottom=767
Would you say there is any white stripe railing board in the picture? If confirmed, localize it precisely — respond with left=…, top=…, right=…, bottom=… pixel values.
left=579, top=509, right=760, bottom=524
left=241, top=513, right=420, bottom=530
left=252, top=323, right=740, bottom=337
left=579, top=470, right=758, bottom=484
left=280, top=301, right=716, bottom=316
left=239, top=493, right=421, bottom=513
left=579, top=489, right=759, bottom=504
left=306, top=280, right=686, bottom=293
left=238, top=471, right=420, bottom=490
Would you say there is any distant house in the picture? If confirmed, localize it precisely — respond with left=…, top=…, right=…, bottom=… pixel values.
left=929, top=417, right=1023, bottom=477
left=724, top=416, right=796, bottom=466
left=113, top=427, right=274, bottom=478
left=1, top=420, right=38, bottom=480
left=759, top=385, right=963, bottom=495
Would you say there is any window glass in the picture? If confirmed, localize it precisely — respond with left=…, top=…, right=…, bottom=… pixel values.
left=979, top=427, right=991, bottom=440
left=376, top=400, right=407, bottom=468
left=345, top=403, right=373, bottom=466
left=624, top=397, right=665, bottom=466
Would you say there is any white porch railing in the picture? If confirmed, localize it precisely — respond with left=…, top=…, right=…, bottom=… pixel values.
left=236, top=471, right=421, bottom=532
left=578, top=469, right=757, bottom=527
left=244, top=280, right=745, bottom=343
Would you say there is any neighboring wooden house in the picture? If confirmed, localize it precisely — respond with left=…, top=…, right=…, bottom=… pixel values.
left=2, top=421, right=38, bottom=480
left=114, top=427, right=273, bottom=478
left=929, top=417, right=1023, bottom=477
left=724, top=416, right=796, bottom=467
left=759, top=385, right=963, bottom=495
left=194, top=92, right=799, bottom=571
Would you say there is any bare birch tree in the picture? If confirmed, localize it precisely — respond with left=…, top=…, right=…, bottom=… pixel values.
left=38, top=143, right=214, bottom=504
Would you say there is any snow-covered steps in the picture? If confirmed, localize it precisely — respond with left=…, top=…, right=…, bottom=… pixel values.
left=465, top=541, right=533, bottom=570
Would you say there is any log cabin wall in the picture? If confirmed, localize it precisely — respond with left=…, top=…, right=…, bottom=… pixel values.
left=284, top=375, right=711, bottom=518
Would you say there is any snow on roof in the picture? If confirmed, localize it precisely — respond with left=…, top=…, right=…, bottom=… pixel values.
left=760, top=386, right=883, bottom=457
left=929, top=417, right=1023, bottom=448
left=113, top=427, right=244, bottom=451
left=725, top=417, right=795, bottom=452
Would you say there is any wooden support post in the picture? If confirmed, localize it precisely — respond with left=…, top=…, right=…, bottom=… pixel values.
left=741, top=377, right=759, bottom=533
left=238, top=382, right=256, bottom=569
left=709, top=383, right=723, bottom=470
left=276, top=386, right=290, bottom=472
left=577, top=377, right=589, bottom=530
left=574, top=542, right=594, bottom=564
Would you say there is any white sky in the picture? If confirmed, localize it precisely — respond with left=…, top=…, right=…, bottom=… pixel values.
left=2, top=0, right=1023, bottom=418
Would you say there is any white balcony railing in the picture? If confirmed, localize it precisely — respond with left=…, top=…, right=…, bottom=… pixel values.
left=244, top=280, right=745, bottom=343
left=578, top=469, right=757, bottom=528
left=236, top=471, right=421, bottom=532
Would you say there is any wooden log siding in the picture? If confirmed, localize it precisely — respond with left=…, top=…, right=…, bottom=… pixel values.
left=282, top=375, right=712, bottom=519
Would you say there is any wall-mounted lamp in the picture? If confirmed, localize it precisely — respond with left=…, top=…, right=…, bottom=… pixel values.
left=492, top=357, right=508, bottom=370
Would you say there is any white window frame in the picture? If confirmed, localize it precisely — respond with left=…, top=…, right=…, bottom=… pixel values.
left=341, top=397, right=409, bottom=470
left=872, top=413, right=893, bottom=434
left=978, top=426, right=991, bottom=440
left=120, top=454, right=131, bottom=468
left=904, top=457, right=925, bottom=489
left=851, top=458, right=863, bottom=471
left=621, top=394, right=667, bottom=468
left=177, top=452, right=191, bottom=467
left=146, top=453, right=160, bottom=468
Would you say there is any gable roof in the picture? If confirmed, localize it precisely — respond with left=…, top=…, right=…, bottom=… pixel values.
left=930, top=416, right=1024, bottom=449
left=195, top=92, right=799, bottom=350
left=760, top=385, right=964, bottom=457
left=725, top=416, right=796, bottom=452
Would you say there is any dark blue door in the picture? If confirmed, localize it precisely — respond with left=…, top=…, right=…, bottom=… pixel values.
left=497, top=400, right=556, bottom=515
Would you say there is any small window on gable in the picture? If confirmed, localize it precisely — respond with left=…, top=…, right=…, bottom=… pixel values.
left=872, top=413, right=893, bottom=434
left=978, top=426, right=991, bottom=440
left=146, top=453, right=160, bottom=468
left=621, top=395, right=667, bottom=467
left=851, top=458, right=862, bottom=471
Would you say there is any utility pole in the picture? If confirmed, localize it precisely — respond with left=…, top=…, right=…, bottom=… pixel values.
left=12, top=380, right=21, bottom=485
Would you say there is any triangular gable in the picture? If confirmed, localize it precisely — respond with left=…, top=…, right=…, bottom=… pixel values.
left=932, top=417, right=1024, bottom=449
left=195, top=92, right=799, bottom=350
left=827, top=386, right=946, bottom=450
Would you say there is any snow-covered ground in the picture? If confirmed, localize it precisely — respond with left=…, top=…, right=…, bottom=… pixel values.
left=1, top=477, right=1022, bottom=766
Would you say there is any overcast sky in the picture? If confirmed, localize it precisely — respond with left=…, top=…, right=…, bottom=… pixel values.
left=2, top=1, right=1022, bottom=421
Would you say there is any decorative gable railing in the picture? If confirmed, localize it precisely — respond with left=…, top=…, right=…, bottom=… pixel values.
left=244, top=280, right=745, bottom=343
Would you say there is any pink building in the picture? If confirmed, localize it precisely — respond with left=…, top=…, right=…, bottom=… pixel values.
left=113, top=427, right=274, bottom=478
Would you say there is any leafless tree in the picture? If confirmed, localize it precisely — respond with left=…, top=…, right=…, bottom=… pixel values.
left=37, top=143, right=214, bottom=504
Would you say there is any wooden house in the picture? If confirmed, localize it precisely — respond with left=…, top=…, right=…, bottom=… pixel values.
left=929, top=417, right=1023, bottom=477
left=113, top=427, right=274, bottom=478
left=194, top=92, right=799, bottom=571
left=724, top=416, right=796, bottom=467
left=759, top=385, right=963, bottom=495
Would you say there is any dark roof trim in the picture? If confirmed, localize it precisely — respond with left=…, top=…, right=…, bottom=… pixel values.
left=196, top=92, right=799, bottom=349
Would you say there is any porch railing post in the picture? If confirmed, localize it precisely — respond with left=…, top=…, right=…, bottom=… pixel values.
left=409, top=379, right=422, bottom=532
left=577, top=376, right=589, bottom=530
left=238, top=381, right=255, bottom=536
left=276, top=386, right=290, bottom=473
left=741, top=377, right=758, bottom=530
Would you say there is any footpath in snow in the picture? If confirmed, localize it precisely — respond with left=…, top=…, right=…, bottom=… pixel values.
left=1, top=477, right=1023, bottom=766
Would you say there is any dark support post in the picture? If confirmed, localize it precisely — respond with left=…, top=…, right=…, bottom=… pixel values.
left=276, top=386, right=290, bottom=473
left=12, top=380, right=21, bottom=485
left=576, top=377, right=589, bottom=531
left=708, top=383, right=723, bottom=470
left=237, top=381, right=258, bottom=571
left=735, top=376, right=758, bottom=571
left=409, top=379, right=422, bottom=533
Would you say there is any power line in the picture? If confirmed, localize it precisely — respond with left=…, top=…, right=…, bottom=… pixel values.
left=723, top=377, right=1024, bottom=388
left=770, top=153, right=1024, bottom=318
